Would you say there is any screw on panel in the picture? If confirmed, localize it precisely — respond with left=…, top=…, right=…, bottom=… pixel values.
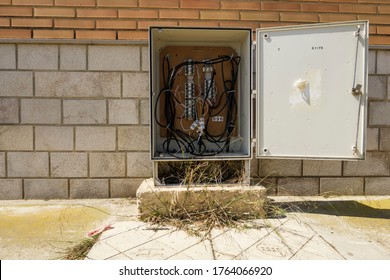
left=352, top=145, right=358, bottom=156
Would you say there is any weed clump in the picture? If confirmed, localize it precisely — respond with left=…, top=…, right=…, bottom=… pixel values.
left=62, top=234, right=100, bottom=260
left=138, top=161, right=270, bottom=237
left=158, top=160, right=246, bottom=185
left=144, top=192, right=267, bottom=235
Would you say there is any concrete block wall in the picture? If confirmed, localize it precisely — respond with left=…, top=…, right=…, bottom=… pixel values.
left=0, top=41, right=149, bottom=199
left=1, top=42, right=390, bottom=199
left=256, top=48, right=390, bottom=196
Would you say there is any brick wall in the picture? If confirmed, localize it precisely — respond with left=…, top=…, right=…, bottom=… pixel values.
left=0, top=1, right=390, bottom=199
left=0, top=42, right=151, bottom=199
left=0, top=0, right=389, bottom=45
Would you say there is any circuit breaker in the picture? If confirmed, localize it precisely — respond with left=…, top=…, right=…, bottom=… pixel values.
left=149, top=21, right=368, bottom=164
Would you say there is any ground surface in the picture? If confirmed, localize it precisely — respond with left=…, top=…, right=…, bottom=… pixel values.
left=0, top=199, right=138, bottom=259
left=0, top=196, right=389, bottom=260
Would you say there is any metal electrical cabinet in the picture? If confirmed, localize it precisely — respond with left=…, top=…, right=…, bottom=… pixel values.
left=149, top=28, right=253, bottom=161
left=149, top=21, right=368, bottom=183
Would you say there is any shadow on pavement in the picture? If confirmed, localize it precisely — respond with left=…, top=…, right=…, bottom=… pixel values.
left=267, top=200, right=390, bottom=220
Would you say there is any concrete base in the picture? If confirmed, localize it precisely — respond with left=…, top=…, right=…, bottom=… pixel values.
left=136, top=178, right=267, bottom=220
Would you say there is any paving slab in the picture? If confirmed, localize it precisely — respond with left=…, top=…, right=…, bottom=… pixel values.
left=211, top=228, right=268, bottom=260
left=290, top=235, right=344, bottom=260
left=101, top=224, right=171, bottom=254
left=87, top=240, right=122, bottom=260
left=211, top=223, right=280, bottom=260
left=165, top=241, right=213, bottom=260
left=156, top=230, right=214, bottom=260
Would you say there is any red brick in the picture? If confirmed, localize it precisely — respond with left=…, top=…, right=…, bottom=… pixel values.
left=179, top=20, right=219, bottom=27
left=12, top=18, right=53, bottom=27
left=160, top=9, right=199, bottom=19
left=97, top=0, right=137, bottom=7
left=358, top=14, right=390, bottom=24
left=0, top=18, right=10, bottom=27
left=0, top=7, right=32, bottom=16
left=55, top=18, right=95, bottom=28
left=261, top=2, right=300, bottom=12
left=181, top=0, right=219, bottom=9
left=370, top=24, right=377, bottom=34
left=320, top=0, right=356, bottom=2
left=118, top=30, right=148, bottom=40
left=76, top=30, right=116, bottom=39
left=339, top=4, right=377, bottom=13
left=119, top=9, right=158, bottom=18
left=33, top=29, right=74, bottom=39
left=301, top=3, right=339, bottom=13
left=96, top=20, right=136, bottom=29
left=200, top=11, right=239, bottom=20
left=138, top=20, right=178, bottom=30
left=55, top=0, right=95, bottom=6
left=281, top=12, right=318, bottom=22
left=77, top=8, right=117, bottom=18
left=35, top=7, right=75, bottom=17
left=377, top=26, right=390, bottom=35
left=0, top=29, right=31, bottom=38
left=221, top=1, right=260, bottom=10
left=319, top=13, right=357, bottom=22
left=370, top=35, right=390, bottom=45
left=13, top=0, right=53, bottom=5
left=219, top=21, right=259, bottom=29
left=240, top=11, right=279, bottom=21
left=358, top=0, right=388, bottom=3
left=378, top=5, right=390, bottom=14
left=139, top=0, right=179, bottom=8
left=260, top=22, right=297, bottom=28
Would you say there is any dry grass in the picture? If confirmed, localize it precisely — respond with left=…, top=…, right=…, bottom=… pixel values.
left=143, top=195, right=268, bottom=237
left=140, top=160, right=267, bottom=237
left=62, top=234, right=100, bottom=260
left=140, top=161, right=299, bottom=238
left=158, top=160, right=246, bottom=185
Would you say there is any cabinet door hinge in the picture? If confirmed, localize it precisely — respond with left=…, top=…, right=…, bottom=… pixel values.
left=251, top=90, right=257, bottom=99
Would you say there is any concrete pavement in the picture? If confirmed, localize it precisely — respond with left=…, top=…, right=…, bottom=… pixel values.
left=0, top=196, right=389, bottom=260
left=87, top=196, right=390, bottom=260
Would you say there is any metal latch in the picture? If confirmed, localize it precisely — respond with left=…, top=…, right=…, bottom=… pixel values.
left=352, top=84, right=362, bottom=96
left=251, top=138, right=256, bottom=148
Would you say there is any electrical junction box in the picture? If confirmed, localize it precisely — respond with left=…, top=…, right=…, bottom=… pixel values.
left=149, top=21, right=368, bottom=181
left=150, top=27, right=252, bottom=161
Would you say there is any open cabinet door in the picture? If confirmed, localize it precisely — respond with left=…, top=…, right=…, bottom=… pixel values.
left=256, top=21, right=368, bottom=160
